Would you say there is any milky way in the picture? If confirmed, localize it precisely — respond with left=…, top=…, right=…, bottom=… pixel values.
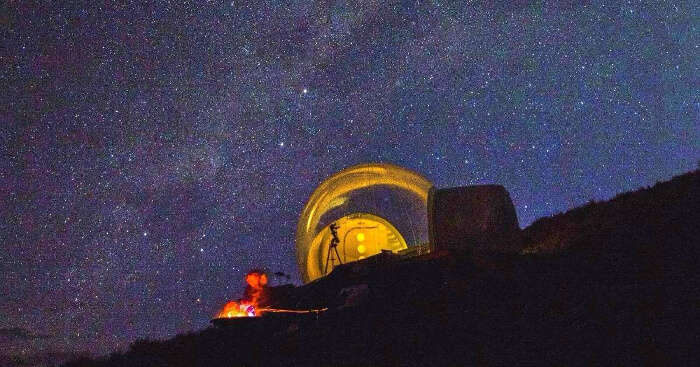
left=1, top=1, right=697, bottom=356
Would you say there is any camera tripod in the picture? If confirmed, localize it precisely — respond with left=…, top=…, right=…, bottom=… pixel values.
left=324, top=222, right=343, bottom=275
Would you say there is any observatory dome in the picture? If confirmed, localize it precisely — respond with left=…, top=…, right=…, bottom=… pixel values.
left=296, top=163, right=433, bottom=283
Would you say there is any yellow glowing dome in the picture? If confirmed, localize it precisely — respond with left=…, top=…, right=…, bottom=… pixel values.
left=296, top=163, right=433, bottom=283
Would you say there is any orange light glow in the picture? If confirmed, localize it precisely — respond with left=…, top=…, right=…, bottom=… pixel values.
left=245, top=272, right=268, bottom=289
left=215, top=270, right=329, bottom=319
left=215, top=301, right=328, bottom=319
left=215, top=271, right=269, bottom=319
left=216, top=300, right=256, bottom=318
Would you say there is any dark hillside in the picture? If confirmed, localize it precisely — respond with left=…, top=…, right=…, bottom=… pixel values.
left=64, top=170, right=699, bottom=366
left=522, top=169, right=698, bottom=254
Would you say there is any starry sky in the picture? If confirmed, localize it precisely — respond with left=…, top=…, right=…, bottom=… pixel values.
left=1, top=0, right=698, bottom=357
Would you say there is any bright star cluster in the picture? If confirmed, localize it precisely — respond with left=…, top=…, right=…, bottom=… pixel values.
left=1, top=0, right=697, bottom=357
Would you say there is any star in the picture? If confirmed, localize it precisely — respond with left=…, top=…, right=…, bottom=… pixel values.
left=1, top=0, right=695, bottom=358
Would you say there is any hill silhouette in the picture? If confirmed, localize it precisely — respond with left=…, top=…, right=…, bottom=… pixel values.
left=64, top=170, right=699, bottom=366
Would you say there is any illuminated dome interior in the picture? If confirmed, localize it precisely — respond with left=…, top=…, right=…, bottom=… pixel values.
left=306, top=213, right=408, bottom=281
left=296, top=163, right=433, bottom=283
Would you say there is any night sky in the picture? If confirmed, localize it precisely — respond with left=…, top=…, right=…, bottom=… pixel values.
left=2, top=0, right=697, bottom=357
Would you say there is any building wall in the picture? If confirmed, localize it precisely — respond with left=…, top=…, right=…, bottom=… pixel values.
left=428, top=185, right=522, bottom=254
